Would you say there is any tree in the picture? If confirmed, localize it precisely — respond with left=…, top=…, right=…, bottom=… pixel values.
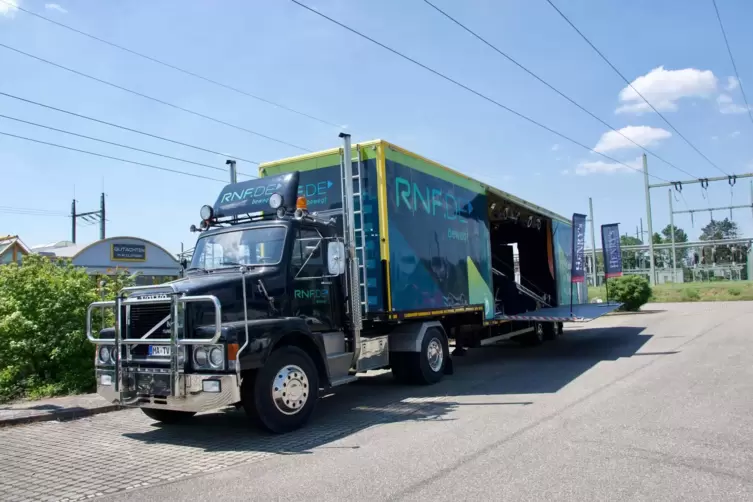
left=620, top=235, right=642, bottom=246
left=660, top=224, right=689, bottom=267
left=661, top=224, right=688, bottom=244
left=0, top=255, right=133, bottom=402
left=698, top=218, right=739, bottom=263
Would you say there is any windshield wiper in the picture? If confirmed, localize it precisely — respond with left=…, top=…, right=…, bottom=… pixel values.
left=186, top=267, right=208, bottom=273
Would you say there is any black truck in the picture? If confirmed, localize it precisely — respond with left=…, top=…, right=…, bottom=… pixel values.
left=87, top=134, right=617, bottom=433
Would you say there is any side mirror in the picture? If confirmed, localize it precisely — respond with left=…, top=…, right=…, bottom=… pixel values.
left=327, top=241, right=346, bottom=276
left=180, top=258, right=188, bottom=270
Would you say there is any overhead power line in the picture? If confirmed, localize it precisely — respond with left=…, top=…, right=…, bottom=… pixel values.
left=0, top=0, right=342, bottom=130
left=711, top=0, right=753, bottom=129
left=0, top=113, right=256, bottom=178
left=0, top=41, right=312, bottom=153
left=0, top=130, right=228, bottom=183
left=422, top=0, right=698, bottom=180
left=290, top=0, right=669, bottom=182
left=543, top=0, right=729, bottom=177
left=0, top=205, right=68, bottom=217
left=0, top=91, right=259, bottom=165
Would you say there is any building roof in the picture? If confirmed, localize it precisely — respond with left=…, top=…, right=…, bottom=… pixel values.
left=31, top=240, right=83, bottom=258
left=0, top=235, right=31, bottom=257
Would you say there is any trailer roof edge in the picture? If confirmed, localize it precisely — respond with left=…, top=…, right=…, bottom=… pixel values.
left=258, top=139, right=571, bottom=224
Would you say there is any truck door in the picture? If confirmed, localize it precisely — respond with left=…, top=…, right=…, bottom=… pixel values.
left=290, top=227, right=336, bottom=330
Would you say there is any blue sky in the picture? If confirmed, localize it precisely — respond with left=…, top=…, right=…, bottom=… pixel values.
left=1, top=0, right=752, bottom=254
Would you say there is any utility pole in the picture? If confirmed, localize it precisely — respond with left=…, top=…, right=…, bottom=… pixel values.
left=668, top=189, right=676, bottom=281
left=71, top=193, right=106, bottom=244
left=100, top=192, right=106, bottom=240
left=71, top=199, right=77, bottom=243
left=588, top=197, right=597, bottom=287
left=643, top=154, right=656, bottom=285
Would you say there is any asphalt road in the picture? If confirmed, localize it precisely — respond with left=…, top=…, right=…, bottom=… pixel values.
left=2, top=302, right=753, bottom=501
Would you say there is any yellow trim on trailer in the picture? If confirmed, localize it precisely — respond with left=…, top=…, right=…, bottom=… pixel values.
left=376, top=142, right=392, bottom=312
left=388, top=305, right=484, bottom=320
left=259, top=139, right=384, bottom=172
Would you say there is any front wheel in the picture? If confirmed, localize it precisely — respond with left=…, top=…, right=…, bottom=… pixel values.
left=141, top=408, right=196, bottom=424
left=243, top=346, right=320, bottom=434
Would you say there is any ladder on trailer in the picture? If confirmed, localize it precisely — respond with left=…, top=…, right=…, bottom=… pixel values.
left=339, top=134, right=365, bottom=334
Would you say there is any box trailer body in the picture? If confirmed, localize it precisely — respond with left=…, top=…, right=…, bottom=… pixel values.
left=261, top=139, right=589, bottom=323
left=85, top=137, right=614, bottom=435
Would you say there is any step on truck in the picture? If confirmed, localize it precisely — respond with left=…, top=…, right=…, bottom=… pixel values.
left=87, top=135, right=620, bottom=433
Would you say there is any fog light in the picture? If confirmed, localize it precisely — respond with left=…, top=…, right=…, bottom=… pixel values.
left=202, top=380, right=221, bottom=393
left=100, top=374, right=113, bottom=386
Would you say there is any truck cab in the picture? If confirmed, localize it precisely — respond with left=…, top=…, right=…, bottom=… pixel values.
left=87, top=169, right=369, bottom=433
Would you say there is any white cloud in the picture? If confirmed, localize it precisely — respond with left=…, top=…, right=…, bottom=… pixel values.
left=45, top=3, right=67, bottom=13
left=593, top=125, right=671, bottom=153
left=551, top=144, right=560, bottom=151
left=0, top=0, right=19, bottom=18
left=717, top=93, right=751, bottom=114
left=730, top=131, right=741, bottom=139
left=575, top=156, right=641, bottom=176
left=725, top=76, right=740, bottom=91
left=616, top=66, right=717, bottom=114
left=561, top=169, right=570, bottom=175
left=711, top=135, right=719, bottom=141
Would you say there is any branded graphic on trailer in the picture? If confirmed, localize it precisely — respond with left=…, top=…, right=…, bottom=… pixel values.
left=394, top=176, right=474, bottom=242
left=386, top=159, right=493, bottom=318
left=298, top=180, right=334, bottom=209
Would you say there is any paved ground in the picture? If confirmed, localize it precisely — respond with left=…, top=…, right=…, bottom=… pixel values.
left=2, top=302, right=753, bottom=501
left=0, top=394, right=119, bottom=426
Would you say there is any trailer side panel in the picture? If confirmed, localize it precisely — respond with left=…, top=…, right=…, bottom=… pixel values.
left=383, top=145, right=494, bottom=320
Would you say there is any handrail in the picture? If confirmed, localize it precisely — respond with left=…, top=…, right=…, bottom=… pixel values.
left=86, top=295, right=222, bottom=345
left=86, top=301, right=116, bottom=343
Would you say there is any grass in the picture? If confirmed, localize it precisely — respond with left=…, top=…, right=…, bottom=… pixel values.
left=589, top=280, right=753, bottom=303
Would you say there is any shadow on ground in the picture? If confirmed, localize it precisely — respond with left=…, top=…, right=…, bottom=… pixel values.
left=124, top=324, right=655, bottom=455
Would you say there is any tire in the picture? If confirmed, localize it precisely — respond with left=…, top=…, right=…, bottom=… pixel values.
left=242, top=346, right=319, bottom=434
left=141, top=408, right=196, bottom=424
left=542, top=322, right=557, bottom=341
left=521, top=322, right=545, bottom=346
left=556, top=322, right=564, bottom=337
left=391, top=327, right=448, bottom=385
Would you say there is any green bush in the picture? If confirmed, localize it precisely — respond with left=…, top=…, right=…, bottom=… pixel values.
left=727, top=287, right=742, bottom=297
left=607, top=275, right=652, bottom=312
left=0, top=255, right=133, bottom=403
left=682, top=288, right=701, bottom=301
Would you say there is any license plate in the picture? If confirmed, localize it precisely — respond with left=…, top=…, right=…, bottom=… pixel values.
left=148, top=345, right=170, bottom=357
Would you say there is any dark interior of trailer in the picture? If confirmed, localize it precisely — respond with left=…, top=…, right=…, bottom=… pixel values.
left=488, top=192, right=557, bottom=315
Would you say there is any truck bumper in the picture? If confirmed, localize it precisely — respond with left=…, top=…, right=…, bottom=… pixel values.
left=96, top=369, right=241, bottom=413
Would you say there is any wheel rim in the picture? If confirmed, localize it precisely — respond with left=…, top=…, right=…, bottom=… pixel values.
left=271, top=364, right=310, bottom=416
left=426, top=337, right=444, bottom=373
left=536, top=323, right=544, bottom=341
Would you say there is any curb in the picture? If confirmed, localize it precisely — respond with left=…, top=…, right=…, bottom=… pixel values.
left=0, top=404, right=123, bottom=428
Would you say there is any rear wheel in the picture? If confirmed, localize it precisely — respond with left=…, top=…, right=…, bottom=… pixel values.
left=521, top=322, right=545, bottom=346
left=542, top=322, right=557, bottom=341
left=242, top=346, right=320, bottom=434
left=391, top=327, right=448, bottom=385
left=141, top=408, right=196, bottom=424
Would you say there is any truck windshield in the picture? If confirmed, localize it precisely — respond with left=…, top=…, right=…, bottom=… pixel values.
left=189, top=226, right=287, bottom=270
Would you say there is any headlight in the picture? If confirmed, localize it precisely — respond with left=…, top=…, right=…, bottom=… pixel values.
left=98, top=346, right=111, bottom=364
left=193, top=345, right=225, bottom=370
left=209, top=347, right=223, bottom=367
left=194, top=347, right=208, bottom=367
